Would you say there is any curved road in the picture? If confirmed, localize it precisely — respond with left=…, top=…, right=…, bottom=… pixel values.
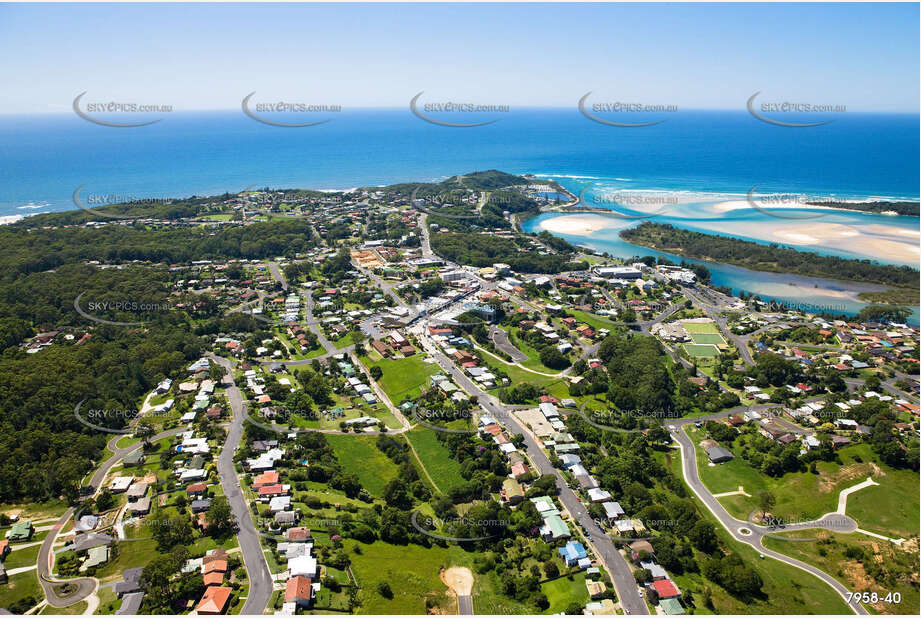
left=37, top=427, right=186, bottom=607
left=669, top=423, right=868, bottom=615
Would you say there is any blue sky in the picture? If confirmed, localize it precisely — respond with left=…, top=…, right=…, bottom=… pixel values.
left=0, top=2, right=918, bottom=113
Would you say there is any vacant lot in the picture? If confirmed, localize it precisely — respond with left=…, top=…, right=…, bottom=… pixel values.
left=327, top=433, right=401, bottom=497
left=363, top=353, right=440, bottom=404
left=403, top=427, right=467, bottom=492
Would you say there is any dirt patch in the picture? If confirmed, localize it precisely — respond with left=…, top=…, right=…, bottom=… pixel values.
left=440, top=566, right=474, bottom=597
left=141, top=472, right=157, bottom=485
left=817, top=463, right=882, bottom=494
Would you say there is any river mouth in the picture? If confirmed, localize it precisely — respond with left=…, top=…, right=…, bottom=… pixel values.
left=521, top=189, right=918, bottom=323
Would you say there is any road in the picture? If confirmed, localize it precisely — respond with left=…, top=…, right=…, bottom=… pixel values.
left=414, top=326, right=649, bottom=615
left=267, top=261, right=288, bottom=291
left=210, top=354, right=274, bottom=616
left=489, top=325, right=529, bottom=362
left=458, top=595, right=473, bottom=615
left=668, top=422, right=867, bottom=615
left=36, top=427, right=185, bottom=608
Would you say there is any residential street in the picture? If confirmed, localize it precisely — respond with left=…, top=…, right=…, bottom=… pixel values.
left=210, top=354, right=274, bottom=616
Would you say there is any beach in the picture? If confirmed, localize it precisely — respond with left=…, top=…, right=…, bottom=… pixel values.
left=537, top=214, right=618, bottom=235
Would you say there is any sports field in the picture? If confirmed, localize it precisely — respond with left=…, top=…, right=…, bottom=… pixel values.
left=681, top=320, right=720, bottom=334
left=684, top=343, right=720, bottom=357
left=689, top=332, right=727, bottom=346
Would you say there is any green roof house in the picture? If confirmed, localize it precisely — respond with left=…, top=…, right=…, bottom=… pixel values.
left=660, top=598, right=685, bottom=615
left=6, top=520, right=33, bottom=541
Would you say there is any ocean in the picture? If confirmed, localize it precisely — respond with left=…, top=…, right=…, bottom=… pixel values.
left=0, top=108, right=917, bottom=319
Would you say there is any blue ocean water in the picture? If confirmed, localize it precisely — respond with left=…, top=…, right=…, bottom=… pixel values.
left=0, top=108, right=917, bottom=321
left=0, top=109, right=917, bottom=215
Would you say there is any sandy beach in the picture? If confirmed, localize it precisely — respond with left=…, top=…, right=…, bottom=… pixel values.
left=538, top=214, right=615, bottom=235
left=772, top=223, right=919, bottom=263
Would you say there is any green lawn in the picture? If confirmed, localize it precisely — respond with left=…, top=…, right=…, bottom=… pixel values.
left=681, top=320, right=721, bottom=334
left=362, top=353, right=440, bottom=405
left=403, top=428, right=468, bottom=492
left=0, top=571, right=41, bottom=612
left=2, top=542, right=41, bottom=569
left=846, top=466, right=920, bottom=539
left=327, top=434, right=401, bottom=497
left=541, top=573, right=589, bottom=614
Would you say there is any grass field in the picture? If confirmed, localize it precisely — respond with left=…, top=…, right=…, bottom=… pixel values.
left=346, top=540, right=533, bottom=615
left=327, top=434, right=401, bottom=497
left=403, top=427, right=468, bottom=492
left=663, top=448, right=852, bottom=615
left=845, top=465, right=920, bottom=539
left=684, top=343, right=720, bottom=358
left=363, top=353, right=440, bottom=405
left=681, top=320, right=720, bottom=334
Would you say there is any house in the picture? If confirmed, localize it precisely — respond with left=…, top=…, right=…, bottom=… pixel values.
left=831, top=435, right=851, bottom=449
left=586, top=579, right=605, bottom=599
left=629, top=540, right=655, bottom=561
left=285, top=575, right=314, bottom=607
left=502, top=478, right=524, bottom=505
left=191, top=499, right=213, bottom=513
left=126, top=482, right=148, bottom=501
left=203, top=560, right=228, bottom=586
left=558, top=540, right=588, bottom=566
left=587, top=488, right=612, bottom=503
left=116, top=592, right=145, bottom=615
left=540, top=515, right=570, bottom=541
left=289, top=554, right=318, bottom=578
left=510, top=462, right=530, bottom=479
left=640, top=560, right=668, bottom=580
left=109, top=476, right=134, bottom=493
left=275, top=511, right=298, bottom=527
left=128, top=497, right=151, bottom=516
left=601, top=501, right=626, bottom=521
left=186, top=483, right=208, bottom=498
left=286, top=527, right=312, bottom=543
left=5, top=520, right=33, bottom=541
left=197, top=586, right=233, bottom=615
left=651, top=578, right=681, bottom=600
left=660, top=598, right=685, bottom=615
left=114, top=567, right=143, bottom=597
left=80, top=546, right=110, bottom=571
left=0, top=540, right=9, bottom=560
left=706, top=447, right=734, bottom=463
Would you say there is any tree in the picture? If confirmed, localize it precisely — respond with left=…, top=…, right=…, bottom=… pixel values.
left=370, top=366, right=383, bottom=381
left=757, top=490, right=776, bottom=515
left=206, top=496, right=235, bottom=536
